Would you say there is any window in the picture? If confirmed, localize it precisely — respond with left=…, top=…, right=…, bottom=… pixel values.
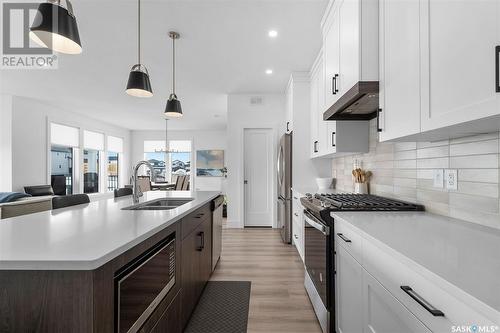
left=144, top=141, right=167, bottom=181
left=168, top=141, right=191, bottom=184
left=107, top=152, right=119, bottom=191
left=50, top=123, right=79, bottom=195
left=107, top=136, right=123, bottom=191
left=50, top=146, right=73, bottom=195
left=83, top=149, right=100, bottom=193
left=83, top=130, right=104, bottom=194
left=143, top=140, right=191, bottom=184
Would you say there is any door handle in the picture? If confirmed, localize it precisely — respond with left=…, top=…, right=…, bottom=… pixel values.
left=400, top=286, right=444, bottom=317
left=377, top=108, right=383, bottom=133
left=286, top=121, right=290, bottom=132
left=331, top=132, right=336, bottom=147
left=496, top=46, right=500, bottom=92
left=313, top=141, right=319, bottom=153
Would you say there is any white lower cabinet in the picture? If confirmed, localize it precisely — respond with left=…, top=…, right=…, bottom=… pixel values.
left=363, top=270, right=431, bottom=333
left=335, top=243, right=364, bottom=333
left=334, top=218, right=498, bottom=333
left=292, top=190, right=304, bottom=262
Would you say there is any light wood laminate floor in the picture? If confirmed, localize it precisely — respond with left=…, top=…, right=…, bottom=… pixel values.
left=210, top=227, right=322, bottom=333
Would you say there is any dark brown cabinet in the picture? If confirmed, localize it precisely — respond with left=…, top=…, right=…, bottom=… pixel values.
left=0, top=200, right=215, bottom=333
left=180, top=204, right=213, bottom=329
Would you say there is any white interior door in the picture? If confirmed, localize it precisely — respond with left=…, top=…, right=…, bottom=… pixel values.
left=244, top=128, right=273, bottom=227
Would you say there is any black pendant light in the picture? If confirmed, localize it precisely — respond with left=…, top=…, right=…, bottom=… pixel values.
left=164, top=31, right=183, bottom=118
left=126, top=0, right=153, bottom=98
left=29, top=0, right=82, bottom=55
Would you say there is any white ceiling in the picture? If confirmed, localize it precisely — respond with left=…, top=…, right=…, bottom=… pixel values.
left=1, top=0, right=327, bottom=130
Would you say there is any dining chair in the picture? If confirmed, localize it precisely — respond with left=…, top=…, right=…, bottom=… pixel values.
left=136, top=176, right=151, bottom=192
left=174, top=175, right=186, bottom=190
left=181, top=177, right=190, bottom=190
left=52, top=194, right=90, bottom=210
left=114, top=187, right=133, bottom=198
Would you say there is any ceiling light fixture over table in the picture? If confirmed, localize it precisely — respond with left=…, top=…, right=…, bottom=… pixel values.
left=126, top=0, right=153, bottom=98
left=29, top=0, right=82, bottom=55
left=164, top=31, right=183, bottom=118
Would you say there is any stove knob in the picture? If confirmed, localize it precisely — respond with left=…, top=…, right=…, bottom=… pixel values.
left=305, top=193, right=313, bottom=200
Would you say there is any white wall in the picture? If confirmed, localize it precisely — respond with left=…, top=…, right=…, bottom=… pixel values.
left=131, top=129, right=227, bottom=191
left=10, top=96, right=132, bottom=192
left=0, top=94, right=13, bottom=192
left=226, top=94, right=285, bottom=229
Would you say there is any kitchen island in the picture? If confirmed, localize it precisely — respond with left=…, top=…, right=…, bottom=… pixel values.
left=0, top=190, right=221, bottom=333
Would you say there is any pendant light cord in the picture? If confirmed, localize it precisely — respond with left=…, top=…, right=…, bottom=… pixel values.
left=172, top=36, right=176, bottom=95
left=138, top=0, right=141, bottom=64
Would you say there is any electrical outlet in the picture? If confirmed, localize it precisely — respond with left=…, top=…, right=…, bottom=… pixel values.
left=433, top=169, right=444, bottom=188
left=445, top=169, right=458, bottom=190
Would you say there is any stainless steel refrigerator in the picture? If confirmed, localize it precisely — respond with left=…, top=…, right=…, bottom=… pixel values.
left=277, top=133, right=292, bottom=244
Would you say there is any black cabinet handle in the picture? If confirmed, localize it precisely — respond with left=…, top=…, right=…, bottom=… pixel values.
left=400, top=286, right=445, bottom=317
left=337, top=233, right=352, bottom=243
left=195, top=213, right=204, bottom=219
left=286, top=121, right=290, bottom=132
left=332, top=74, right=339, bottom=95
left=314, top=141, right=319, bottom=153
left=377, top=108, right=383, bottom=133
left=496, top=46, right=500, bottom=92
left=331, top=132, right=336, bottom=147
left=197, top=231, right=205, bottom=251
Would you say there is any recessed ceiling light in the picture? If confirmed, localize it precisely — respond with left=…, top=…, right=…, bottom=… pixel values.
left=265, top=69, right=273, bottom=75
left=268, top=30, right=278, bottom=38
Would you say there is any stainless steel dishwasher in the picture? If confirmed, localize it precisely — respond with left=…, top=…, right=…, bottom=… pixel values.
left=211, top=195, right=224, bottom=271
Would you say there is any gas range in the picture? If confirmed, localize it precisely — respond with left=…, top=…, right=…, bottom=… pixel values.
left=301, top=192, right=424, bottom=333
left=301, top=193, right=425, bottom=221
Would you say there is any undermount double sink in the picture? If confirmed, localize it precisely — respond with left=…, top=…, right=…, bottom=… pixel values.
left=122, top=198, right=194, bottom=211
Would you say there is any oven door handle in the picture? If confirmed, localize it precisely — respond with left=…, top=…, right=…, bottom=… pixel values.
left=304, top=210, right=329, bottom=236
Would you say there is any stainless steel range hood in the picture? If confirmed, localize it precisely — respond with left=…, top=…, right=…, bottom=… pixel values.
left=323, top=81, right=379, bottom=121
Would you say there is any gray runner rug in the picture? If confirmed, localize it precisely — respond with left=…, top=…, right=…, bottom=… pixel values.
left=184, top=281, right=252, bottom=333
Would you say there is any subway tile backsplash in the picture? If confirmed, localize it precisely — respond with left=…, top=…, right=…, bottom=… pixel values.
left=331, top=120, right=500, bottom=229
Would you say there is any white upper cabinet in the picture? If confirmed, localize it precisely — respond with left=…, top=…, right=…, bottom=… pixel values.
left=310, top=49, right=370, bottom=158
left=323, top=6, right=341, bottom=108
left=380, top=0, right=500, bottom=142
left=338, top=0, right=360, bottom=95
left=378, top=0, right=421, bottom=141
left=322, top=0, right=379, bottom=113
left=310, top=53, right=322, bottom=158
left=420, top=0, right=500, bottom=132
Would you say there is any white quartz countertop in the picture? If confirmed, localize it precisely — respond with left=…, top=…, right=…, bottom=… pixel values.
left=0, top=191, right=221, bottom=270
left=331, top=211, right=500, bottom=313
